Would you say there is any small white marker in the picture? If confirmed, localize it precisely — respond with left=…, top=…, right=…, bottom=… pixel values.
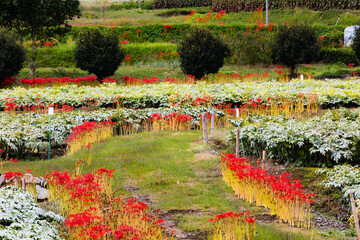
left=48, top=107, right=54, bottom=115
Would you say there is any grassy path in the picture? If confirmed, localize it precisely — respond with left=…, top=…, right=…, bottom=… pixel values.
left=4, top=130, right=351, bottom=239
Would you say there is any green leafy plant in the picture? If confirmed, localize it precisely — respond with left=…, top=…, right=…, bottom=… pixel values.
left=0, top=30, right=25, bottom=84
left=74, top=29, right=125, bottom=82
left=178, top=26, right=230, bottom=79
left=271, top=22, right=321, bottom=77
left=352, top=26, right=360, bottom=63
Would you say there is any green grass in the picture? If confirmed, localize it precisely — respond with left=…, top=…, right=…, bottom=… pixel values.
left=3, top=130, right=355, bottom=239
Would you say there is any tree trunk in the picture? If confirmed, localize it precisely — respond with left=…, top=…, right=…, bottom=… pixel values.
left=30, top=28, right=37, bottom=79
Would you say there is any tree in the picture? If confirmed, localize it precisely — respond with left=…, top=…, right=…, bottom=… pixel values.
left=0, top=30, right=26, bottom=84
left=352, top=27, right=360, bottom=62
left=0, top=0, right=81, bottom=78
left=178, top=26, right=230, bottom=79
left=74, top=29, right=125, bottom=82
left=271, top=22, right=320, bottom=77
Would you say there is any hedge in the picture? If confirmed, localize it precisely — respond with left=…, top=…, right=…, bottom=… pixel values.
left=30, top=42, right=178, bottom=68
left=153, top=0, right=212, bottom=9
left=319, top=48, right=359, bottom=64
left=68, top=23, right=345, bottom=44
left=212, top=0, right=360, bottom=12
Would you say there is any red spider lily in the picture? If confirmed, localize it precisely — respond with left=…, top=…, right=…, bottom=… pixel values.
left=4, top=171, right=23, bottom=179
left=44, top=41, right=54, bottom=47
left=221, top=153, right=314, bottom=229
left=46, top=167, right=169, bottom=240
left=209, top=211, right=255, bottom=239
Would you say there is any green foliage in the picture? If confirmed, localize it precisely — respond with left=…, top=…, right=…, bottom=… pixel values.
left=271, top=22, right=321, bottom=75
left=212, top=0, right=360, bottom=12
left=153, top=0, right=212, bottom=9
left=0, top=30, right=25, bottom=83
left=225, top=29, right=272, bottom=65
left=178, top=26, right=230, bottom=79
left=124, top=42, right=178, bottom=64
left=320, top=48, right=358, bottom=65
left=27, top=42, right=177, bottom=67
left=74, top=29, right=125, bottom=81
left=0, top=0, right=81, bottom=77
left=352, top=27, right=360, bottom=62
left=107, top=0, right=153, bottom=10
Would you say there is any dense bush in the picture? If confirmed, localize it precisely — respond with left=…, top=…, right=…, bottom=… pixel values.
left=352, top=27, right=360, bottom=62
left=74, top=29, right=125, bottom=81
left=153, top=0, right=212, bottom=9
left=272, top=22, right=321, bottom=76
left=178, top=26, right=230, bottom=79
left=0, top=30, right=25, bottom=84
left=212, top=0, right=360, bottom=12
left=320, top=48, right=358, bottom=64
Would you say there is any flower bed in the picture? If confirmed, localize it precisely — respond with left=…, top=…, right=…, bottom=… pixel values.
left=0, top=107, right=221, bottom=158
left=46, top=168, right=172, bottom=239
left=228, top=108, right=360, bottom=166
left=221, top=153, right=314, bottom=228
left=1, top=79, right=358, bottom=111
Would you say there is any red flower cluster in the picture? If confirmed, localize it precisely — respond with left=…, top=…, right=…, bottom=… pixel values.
left=46, top=168, right=168, bottom=240
left=221, top=153, right=314, bottom=228
left=1, top=76, right=17, bottom=85
left=209, top=211, right=256, bottom=239
left=4, top=171, right=23, bottom=179
left=20, top=76, right=98, bottom=86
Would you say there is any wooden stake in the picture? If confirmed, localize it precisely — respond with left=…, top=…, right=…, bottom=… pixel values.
left=204, top=114, right=209, bottom=144
left=262, top=150, right=266, bottom=169
left=236, top=127, right=240, bottom=157
left=350, top=192, right=360, bottom=240
left=211, top=111, right=215, bottom=138
left=202, top=113, right=208, bottom=144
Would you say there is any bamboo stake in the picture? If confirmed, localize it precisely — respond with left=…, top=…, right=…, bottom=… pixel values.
left=350, top=192, right=360, bottom=240
left=211, top=110, right=215, bottom=138
left=236, top=127, right=239, bottom=158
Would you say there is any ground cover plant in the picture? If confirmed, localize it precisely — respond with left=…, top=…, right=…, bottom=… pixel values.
left=0, top=185, right=63, bottom=239
left=228, top=108, right=360, bottom=166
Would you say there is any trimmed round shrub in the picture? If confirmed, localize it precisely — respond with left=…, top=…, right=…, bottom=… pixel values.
left=178, top=26, right=230, bottom=79
left=352, top=27, right=360, bottom=63
left=74, top=29, right=125, bottom=82
left=0, top=30, right=25, bottom=84
left=271, top=22, right=321, bottom=76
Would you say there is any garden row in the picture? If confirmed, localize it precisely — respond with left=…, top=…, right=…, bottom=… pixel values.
left=228, top=108, right=360, bottom=166
left=0, top=107, right=221, bottom=158
left=0, top=80, right=358, bottom=110
left=2, top=168, right=256, bottom=240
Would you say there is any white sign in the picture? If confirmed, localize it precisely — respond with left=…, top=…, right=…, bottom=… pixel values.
left=236, top=108, right=239, bottom=118
left=344, top=25, right=360, bottom=47
left=48, top=107, right=54, bottom=115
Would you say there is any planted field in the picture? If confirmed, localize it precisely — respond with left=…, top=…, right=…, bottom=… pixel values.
left=2, top=0, right=360, bottom=239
